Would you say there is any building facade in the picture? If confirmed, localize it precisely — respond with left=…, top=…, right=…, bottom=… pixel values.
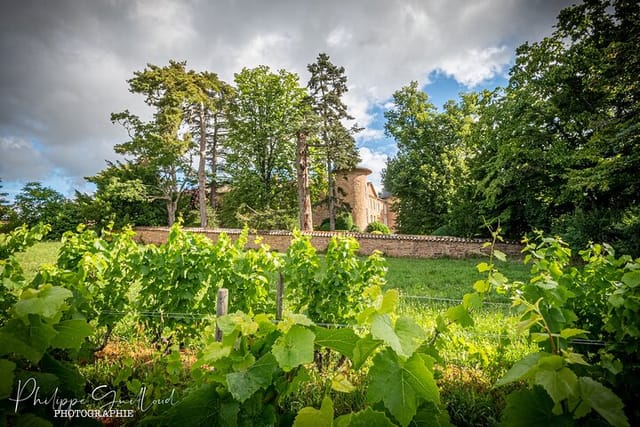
left=312, top=167, right=396, bottom=232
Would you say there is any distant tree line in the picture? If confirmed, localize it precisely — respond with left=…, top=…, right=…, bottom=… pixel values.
left=383, top=0, right=639, bottom=256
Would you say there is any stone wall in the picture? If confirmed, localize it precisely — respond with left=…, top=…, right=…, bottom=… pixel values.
left=134, top=227, right=523, bottom=259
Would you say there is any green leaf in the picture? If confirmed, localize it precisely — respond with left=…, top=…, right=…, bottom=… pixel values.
left=351, top=335, right=382, bottom=369
left=379, top=289, right=399, bottom=314
left=226, top=353, right=278, bottom=403
left=476, top=262, right=491, bottom=273
left=473, top=279, right=490, bottom=293
left=14, top=285, right=72, bottom=319
left=534, top=366, right=577, bottom=405
left=272, top=325, right=315, bottom=372
left=621, top=270, right=640, bottom=288
left=462, top=292, right=482, bottom=310
left=15, top=413, right=54, bottom=427
left=50, top=319, right=94, bottom=349
left=559, top=328, right=588, bottom=339
left=493, top=249, right=507, bottom=262
left=335, top=407, right=395, bottom=427
left=331, top=373, right=355, bottom=393
left=371, top=314, right=425, bottom=358
left=501, top=386, right=574, bottom=426
left=444, top=304, right=474, bottom=327
left=293, top=395, right=333, bottom=427
left=367, top=349, right=439, bottom=427
left=0, top=359, right=16, bottom=399
left=578, top=377, right=629, bottom=427
left=496, top=352, right=544, bottom=387
left=0, top=318, right=58, bottom=363
left=312, top=326, right=358, bottom=359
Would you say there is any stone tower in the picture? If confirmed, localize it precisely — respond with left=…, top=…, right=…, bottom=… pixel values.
left=334, top=167, right=371, bottom=231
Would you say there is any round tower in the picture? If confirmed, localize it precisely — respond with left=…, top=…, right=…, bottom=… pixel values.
left=334, top=167, right=372, bottom=231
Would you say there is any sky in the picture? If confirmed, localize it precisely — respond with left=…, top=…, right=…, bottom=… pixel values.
left=0, top=0, right=576, bottom=201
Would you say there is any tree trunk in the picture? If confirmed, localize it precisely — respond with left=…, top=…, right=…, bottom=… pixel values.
left=198, top=103, right=208, bottom=228
left=167, top=199, right=177, bottom=226
left=327, top=156, right=335, bottom=231
left=296, top=131, right=313, bottom=230
left=209, top=114, right=219, bottom=209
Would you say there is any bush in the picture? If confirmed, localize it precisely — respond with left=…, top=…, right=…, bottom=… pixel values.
left=318, top=212, right=359, bottom=231
left=365, top=221, right=391, bottom=234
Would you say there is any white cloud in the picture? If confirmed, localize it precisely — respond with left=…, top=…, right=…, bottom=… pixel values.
left=0, top=0, right=574, bottom=196
left=437, top=46, right=511, bottom=87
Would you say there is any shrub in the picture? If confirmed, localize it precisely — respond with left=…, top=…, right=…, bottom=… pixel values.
left=365, top=221, right=391, bottom=234
left=318, top=212, right=358, bottom=231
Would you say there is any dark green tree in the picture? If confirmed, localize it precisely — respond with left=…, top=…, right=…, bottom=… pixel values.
left=307, top=53, right=360, bottom=230
left=223, top=66, right=307, bottom=228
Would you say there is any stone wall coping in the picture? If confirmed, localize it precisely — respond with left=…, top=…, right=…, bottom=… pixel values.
left=133, top=226, right=521, bottom=245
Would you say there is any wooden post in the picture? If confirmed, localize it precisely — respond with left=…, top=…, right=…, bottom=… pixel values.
left=215, top=288, right=229, bottom=342
left=276, top=272, right=284, bottom=321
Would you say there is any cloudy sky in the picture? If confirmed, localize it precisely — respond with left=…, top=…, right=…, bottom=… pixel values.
left=0, top=0, right=575, bottom=200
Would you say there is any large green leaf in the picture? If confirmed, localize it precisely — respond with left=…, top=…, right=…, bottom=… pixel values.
left=501, top=386, right=574, bottom=426
left=367, top=349, right=439, bottom=427
left=272, top=325, right=315, bottom=372
left=496, top=352, right=544, bottom=387
left=351, top=335, right=382, bottom=369
left=0, top=318, right=58, bottom=363
left=371, top=314, right=425, bottom=358
left=621, top=270, right=640, bottom=288
left=50, top=319, right=93, bottom=350
left=534, top=366, right=577, bottom=406
left=14, top=285, right=72, bottom=320
left=312, top=326, right=358, bottom=359
left=293, top=395, right=333, bottom=427
left=578, top=377, right=629, bottom=427
left=0, top=359, right=16, bottom=399
left=444, top=304, right=474, bottom=327
left=335, top=407, right=395, bottom=427
left=226, top=353, right=278, bottom=403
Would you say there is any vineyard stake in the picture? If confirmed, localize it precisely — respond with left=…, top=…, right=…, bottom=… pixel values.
left=276, top=272, right=284, bottom=321
left=215, top=288, right=229, bottom=342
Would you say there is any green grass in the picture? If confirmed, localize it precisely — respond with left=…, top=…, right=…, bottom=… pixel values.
left=14, top=241, right=62, bottom=281
left=384, top=256, right=530, bottom=300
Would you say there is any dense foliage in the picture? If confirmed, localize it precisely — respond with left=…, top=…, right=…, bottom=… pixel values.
left=1, top=223, right=638, bottom=425
left=383, top=0, right=639, bottom=255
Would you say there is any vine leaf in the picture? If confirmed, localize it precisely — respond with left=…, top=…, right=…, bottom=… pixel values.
left=0, top=359, right=16, bottom=399
left=367, top=349, right=439, bottom=427
left=371, top=314, right=425, bottom=358
left=226, top=353, right=278, bottom=403
left=293, top=395, right=333, bottom=427
left=496, top=352, right=544, bottom=387
left=272, top=325, right=315, bottom=372
left=0, top=318, right=58, bottom=363
left=534, top=366, right=577, bottom=407
left=335, top=407, right=396, bottom=426
left=578, top=377, right=629, bottom=427
left=312, top=326, right=358, bottom=359
left=14, top=285, right=72, bottom=320
left=501, top=386, right=574, bottom=426
left=50, top=319, right=93, bottom=349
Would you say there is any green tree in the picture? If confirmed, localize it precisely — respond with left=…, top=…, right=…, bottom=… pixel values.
left=307, top=53, right=360, bottom=230
left=111, top=61, right=198, bottom=226
left=182, top=70, right=232, bottom=227
left=223, top=66, right=307, bottom=228
left=383, top=82, right=475, bottom=235
left=85, top=161, right=167, bottom=228
left=14, top=182, right=65, bottom=227
left=470, top=0, right=640, bottom=252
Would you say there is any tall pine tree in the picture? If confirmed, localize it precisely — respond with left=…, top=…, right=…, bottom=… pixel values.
left=307, top=53, right=360, bottom=230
